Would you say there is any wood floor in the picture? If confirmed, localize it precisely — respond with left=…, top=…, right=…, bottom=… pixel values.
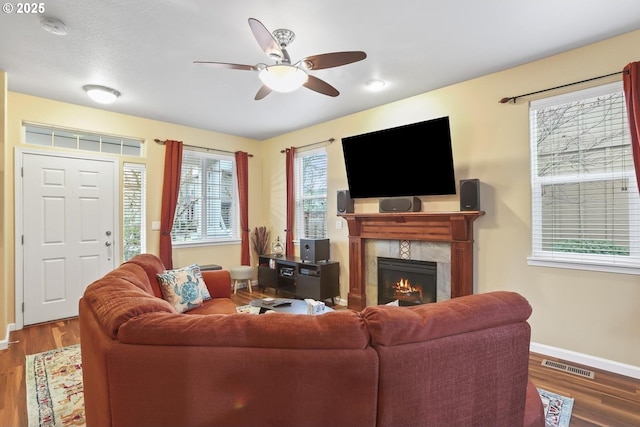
left=1, top=287, right=639, bottom=427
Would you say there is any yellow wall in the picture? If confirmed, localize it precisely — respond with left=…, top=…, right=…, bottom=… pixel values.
left=1, top=71, right=7, bottom=341
left=2, top=28, right=639, bottom=368
left=1, top=93, right=264, bottom=331
left=263, top=29, right=640, bottom=367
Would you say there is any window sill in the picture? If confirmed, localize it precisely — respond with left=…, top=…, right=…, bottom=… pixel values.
left=527, top=256, right=640, bottom=275
left=173, top=239, right=241, bottom=249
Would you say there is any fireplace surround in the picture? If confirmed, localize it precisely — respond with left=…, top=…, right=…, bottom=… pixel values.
left=339, top=211, right=484, bottom=310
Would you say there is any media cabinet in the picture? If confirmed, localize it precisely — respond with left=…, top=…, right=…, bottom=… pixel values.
left=257, top=254, right=340, bottom=304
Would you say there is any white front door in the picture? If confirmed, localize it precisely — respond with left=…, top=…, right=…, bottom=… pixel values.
left=20, top=152, right=117, bottom=325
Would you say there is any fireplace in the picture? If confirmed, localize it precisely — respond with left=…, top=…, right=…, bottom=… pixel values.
left=339, top=211, right=484, bottom=310
left=377, top=257, right=437, bottom=306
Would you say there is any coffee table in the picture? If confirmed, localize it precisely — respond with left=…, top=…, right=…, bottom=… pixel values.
left=249, top=298, right=334, bottom=315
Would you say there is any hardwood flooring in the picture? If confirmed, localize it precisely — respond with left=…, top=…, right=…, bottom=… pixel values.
left=1, top=287, right=639, bottom=427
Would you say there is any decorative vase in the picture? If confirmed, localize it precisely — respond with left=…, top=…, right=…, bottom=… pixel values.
left=272, top=236, right=284, bottom=257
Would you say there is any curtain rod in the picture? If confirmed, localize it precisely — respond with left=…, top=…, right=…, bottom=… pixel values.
left=279, top=137, right=335, bottom=153
left=499, top=69, right=629, bottom=104
left=154, top=139, right=253, bottom=157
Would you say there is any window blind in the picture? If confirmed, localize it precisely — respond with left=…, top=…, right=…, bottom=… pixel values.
left=295, top=147, right=328, bottom=240
left=529, top=82, right=640, bottom=270
left=173, top=150, right=236, bottom=243
left=123, top=163, right=146, bottom=261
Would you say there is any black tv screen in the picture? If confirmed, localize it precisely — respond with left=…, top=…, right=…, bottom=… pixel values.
left=341, top=116, right=456, bottom=199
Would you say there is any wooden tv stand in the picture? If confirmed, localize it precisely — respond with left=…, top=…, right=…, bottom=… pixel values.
left=257, top=254, right=340, bottom=304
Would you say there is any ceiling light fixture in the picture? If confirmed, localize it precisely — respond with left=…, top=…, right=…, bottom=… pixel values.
left=83, top=85, right=121, bottom=104
left=366, top=79, right=386, bottom=91
left=258, top=64, right=308, bottom=93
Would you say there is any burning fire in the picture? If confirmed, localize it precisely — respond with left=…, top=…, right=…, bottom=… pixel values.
left=392, top=278, right=422, bottom=300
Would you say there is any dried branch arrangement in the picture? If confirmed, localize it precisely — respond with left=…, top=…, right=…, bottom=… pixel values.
left=251, top=226, right=270, bottom=255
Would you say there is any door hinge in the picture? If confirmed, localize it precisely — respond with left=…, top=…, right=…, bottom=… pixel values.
left=21, top=235, right=24, bottom=245
left=22, top=302, right=24, bottom=313
left=21, top=167, right=23, bottom=177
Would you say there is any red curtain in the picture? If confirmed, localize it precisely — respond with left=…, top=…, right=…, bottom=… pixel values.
left=285, top=147, right=296, bottom=255
left=623, top=62, right=640, bottom=193
left=235, top=151, right=250, bottom=265
left=159, top=140, right=183, bottom=269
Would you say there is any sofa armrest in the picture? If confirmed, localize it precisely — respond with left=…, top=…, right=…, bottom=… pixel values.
left=201, top=269, right=231, bottom=298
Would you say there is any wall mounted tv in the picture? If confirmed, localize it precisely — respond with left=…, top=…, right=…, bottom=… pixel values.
left=341, top=116, right=456, bottom=199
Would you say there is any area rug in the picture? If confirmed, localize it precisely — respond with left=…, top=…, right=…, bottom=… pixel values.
left=26, top=344, right=85, bottom=427
left=537, top=387, right=574, bottom=427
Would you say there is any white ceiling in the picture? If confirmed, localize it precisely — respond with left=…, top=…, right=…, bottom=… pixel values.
left=1, top=1, right=640, bottom=141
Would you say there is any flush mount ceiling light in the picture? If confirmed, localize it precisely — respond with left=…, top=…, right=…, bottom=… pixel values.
left=83, top=85, right=121, bottom=104
left=366, top=79, right=386, bottom=91
left=258, top=64, right=309, bottom=93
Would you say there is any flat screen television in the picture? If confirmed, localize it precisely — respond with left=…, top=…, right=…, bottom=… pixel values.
left=341, top=116, right=456, bottom=199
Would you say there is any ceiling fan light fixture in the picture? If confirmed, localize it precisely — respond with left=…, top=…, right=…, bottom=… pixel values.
left=258, top=64, right=308, bottom=93
left=83, top=85, right=121, bottom=104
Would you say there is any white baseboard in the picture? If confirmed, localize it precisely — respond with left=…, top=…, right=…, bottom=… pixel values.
left=530, top=342, right=640, bottom=380
left=0, top=323, right=16, bottom=351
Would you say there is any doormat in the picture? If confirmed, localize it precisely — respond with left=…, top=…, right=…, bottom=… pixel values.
left=26, top=344, right=85, bottom=427
left=537, top=387, right=574, bottom=427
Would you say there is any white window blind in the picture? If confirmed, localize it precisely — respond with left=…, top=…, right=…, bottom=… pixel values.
left=295, top=147, right=328, bottom=240
left=123, top=163, right=146, bottom=261
left=172, top=150, right=237, bottom=244
left=529, top=82, right=640, bottom=273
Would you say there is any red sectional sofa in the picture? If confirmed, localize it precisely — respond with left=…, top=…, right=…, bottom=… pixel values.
left=79, top=254, right=544, bottom=427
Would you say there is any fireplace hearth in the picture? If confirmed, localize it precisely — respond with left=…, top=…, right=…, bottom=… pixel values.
left=378, top=257, right=437, bottom=306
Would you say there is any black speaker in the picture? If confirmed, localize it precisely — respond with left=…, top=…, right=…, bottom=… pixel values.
left=379, top=197, right=422, bottom=213
left=337, top=190, right=354, bottom=214
left=300, top=238, right=330, bottom=263
left=460, top=179, right=480, bottom=211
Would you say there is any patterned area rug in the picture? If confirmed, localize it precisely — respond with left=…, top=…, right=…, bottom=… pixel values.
left=538, top=388, right=574, bottom=427
left=26, top=344, right=85, bottom=427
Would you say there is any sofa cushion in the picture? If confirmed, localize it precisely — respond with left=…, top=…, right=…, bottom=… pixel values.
left=123, top=253, right=167, bottom=298
left=157, top=267, right=206, bottom=313
left=104, top=262, right=155, bottom=295
left=118, top=310, right=371, bottom=349
left=83, top=274, right=176, bottom=339
left=362, top=291, right=532, bottom=347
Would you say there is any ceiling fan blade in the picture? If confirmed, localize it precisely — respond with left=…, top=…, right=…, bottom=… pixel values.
left=255, top=85, right=272, bottom=100
left=304, top=75, right=339, bottom=97
left=193, top=61, right=257, bottom=71
left=299, top=51, right=367, bottom=70
left=248, top=18, right=283, bottom=60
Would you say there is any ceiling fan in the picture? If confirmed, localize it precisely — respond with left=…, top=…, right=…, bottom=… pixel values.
left=194, top=18, right=367, bottom=100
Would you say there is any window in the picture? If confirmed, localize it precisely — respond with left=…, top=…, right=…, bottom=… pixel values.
left=528, top=82, right=640, bottom=273
left=123, top=163, right=146, bottom=261
left=172, top=150, right=237, bottom=244
left=295, top=147, right=328, bottom=240
left=24, top=124, right=142, bottom=156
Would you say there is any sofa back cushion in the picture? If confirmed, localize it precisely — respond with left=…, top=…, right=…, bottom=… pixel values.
left=361, top=291, right=532, bottom=346
left=83, top=263, right=176, bottom=339
left=123, top=253, right=166, bottom=298
left=362, top=291, right=533, bottom=427
left=118, top=310, right=370, bottom=350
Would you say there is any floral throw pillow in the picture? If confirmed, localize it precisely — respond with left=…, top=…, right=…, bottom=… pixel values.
left=185, top=264, right=212, bottom=301
left=156, top=264, right=210, bottom=313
